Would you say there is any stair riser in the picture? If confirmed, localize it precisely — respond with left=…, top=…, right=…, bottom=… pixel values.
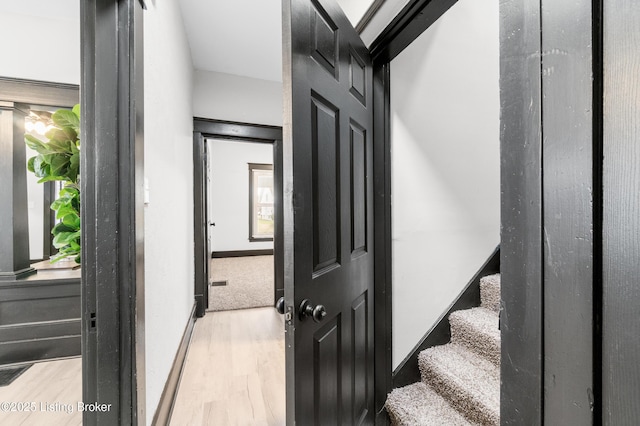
left=420, top=364, right=499, bottom=426
left=480, top=274, right=500, bottom=313
left=450, top=321, right=500, bottom=366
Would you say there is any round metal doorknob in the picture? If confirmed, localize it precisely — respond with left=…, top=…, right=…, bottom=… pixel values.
left=275, top=297, right=285, bottom=314
left=299, top=299, right=327, bottom=323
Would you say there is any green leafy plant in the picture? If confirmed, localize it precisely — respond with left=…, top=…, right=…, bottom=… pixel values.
left=25, top=105, right=81, bottom=263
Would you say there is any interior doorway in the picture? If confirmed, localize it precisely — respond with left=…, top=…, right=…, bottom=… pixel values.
left=192, top=119, right=284, bottom=317
left=206, top=138, right=277, bottom=312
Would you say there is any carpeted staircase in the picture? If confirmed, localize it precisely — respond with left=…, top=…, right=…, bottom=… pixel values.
left=385, top=274, right=501, bottom=425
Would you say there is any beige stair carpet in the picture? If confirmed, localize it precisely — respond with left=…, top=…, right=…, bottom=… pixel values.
left=386, top=274, right=501, bottom=426
left=385, top=382, right=472, bottom=426
left=208, top=255, right=274, bottom=311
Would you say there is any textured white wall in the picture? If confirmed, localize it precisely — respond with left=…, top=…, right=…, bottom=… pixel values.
left=193, top=69, right=283, bottom=126
left=208, top=139, right=274, bottom=252
left=143, top=0, right=195, bottom=423
left=0, top=6, right=80, bottom=84
left=390, top=0, right=500, bottom=369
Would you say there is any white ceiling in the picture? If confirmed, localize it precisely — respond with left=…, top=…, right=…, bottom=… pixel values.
left=177, top=0, right=283, bottom=83
left=2, top=0, right=408, bottom=84
left=177, top=0, right=386, bottom=83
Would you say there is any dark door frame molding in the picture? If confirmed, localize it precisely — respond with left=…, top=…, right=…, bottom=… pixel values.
left=368, top=1, right=458, bottom=422
left=192, top=118, right=284, bottom=317
left=0, top=77, right=79, bottom=108
left=81, top=1, right=145, bottom=424
left=371, top=0, right=606, bottom=424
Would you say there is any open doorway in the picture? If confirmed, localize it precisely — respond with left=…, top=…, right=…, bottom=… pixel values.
left=207, top=138, right=277, bottom=312
left=192, top=119, right=284, bottom=317
left=173, top=119, right=285, bottom=424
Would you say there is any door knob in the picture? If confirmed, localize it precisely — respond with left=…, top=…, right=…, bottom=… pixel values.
left=275, top=297, right=285, bottom=314
left=299, top=299, right=326, bottom=323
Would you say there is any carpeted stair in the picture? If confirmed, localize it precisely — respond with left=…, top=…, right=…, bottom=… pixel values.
left=385, top=274, right=501, bottom=425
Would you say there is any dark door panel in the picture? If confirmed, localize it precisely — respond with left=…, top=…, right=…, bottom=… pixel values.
left=283, top=0, right=375, bottom=423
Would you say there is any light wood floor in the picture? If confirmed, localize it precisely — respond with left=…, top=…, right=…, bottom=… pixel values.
left=170, top=307, right=285, bottom=426
left=0, top=357, right=82, bottom=426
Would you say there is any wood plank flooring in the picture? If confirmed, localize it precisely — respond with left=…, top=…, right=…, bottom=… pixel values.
left=0, top=357, right=82, bottom=425
left=170, top=307, right=285, bottom=426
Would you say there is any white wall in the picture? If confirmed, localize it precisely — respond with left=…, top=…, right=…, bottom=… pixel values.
left=193, top=69, right=283, bottom=126
left=208, top=139, right=274, bottom=252
left=390, top=0, right=500, bottom=369
left=0, top=5, right=80, bottom=84
left=143, top=1, right=195, bottom=423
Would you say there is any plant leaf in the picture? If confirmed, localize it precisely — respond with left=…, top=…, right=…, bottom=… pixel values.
left=37, top=175, right=66, bottom=183
left=45, top=127, right=77, bottom=143
left=52, top=222, right=76, bottom=234
left=33, top=156, right=49, bottom=178
left=49, top=154, right=70, bottom=177
left=25, top=134, right=54, bottom=155
left=52, top=109, right=80, bottom=130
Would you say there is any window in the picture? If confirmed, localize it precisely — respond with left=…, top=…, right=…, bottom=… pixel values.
left=249, top=163, right=274, bottom=241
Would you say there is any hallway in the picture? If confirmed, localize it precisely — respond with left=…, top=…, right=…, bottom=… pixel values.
left=170, top=307, right=285, bottom=425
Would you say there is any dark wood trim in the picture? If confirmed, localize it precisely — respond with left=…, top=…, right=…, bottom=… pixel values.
left=391, top=247, right=500, bottom=389
left=541, top=0, right=594, bottom=422
left=591, top=0, right=603, bottom=421
left=369, top=0, right=458, bottom=63
left=499, top=0, right=544, bottom=422
left=0, top=270, right=81, bottom=365
left=193, top=118, right=282, bottom=142
left=193, top=130, right=208, bottom=317
left=272, top=133, right=284, bottom=305
left=373, top=61, right=392, bottom=426
left=212, top=249, right=274, bottom=258
left=601, top=0, right=639, bottom=422
left=0, top=77, right=78, bottom=108
left=152, top=303, right=197, bottom=426
left=193, top=118, right=284, bottom=318
left=81, top=0, right=145, bottom=424
left=355, top=0, right=386, bottom=33
left=0, top=102, right=34, bottom=280
left=370, top=2, right=477, bottom=423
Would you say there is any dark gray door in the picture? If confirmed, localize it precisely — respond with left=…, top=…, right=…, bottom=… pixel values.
left=283, top=0, right=375, bottom=424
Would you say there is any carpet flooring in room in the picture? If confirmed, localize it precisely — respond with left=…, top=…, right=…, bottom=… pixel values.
left=208, top=255, right=274, bottom=311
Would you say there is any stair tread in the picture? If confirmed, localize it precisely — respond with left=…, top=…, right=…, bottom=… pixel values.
left=385, top=382, right=474, bottom=426
left=419, top=344, right=499, bottom=425
left=450, top=307, right=500, bottom=365
left=480, top=273, right=500, bottom=313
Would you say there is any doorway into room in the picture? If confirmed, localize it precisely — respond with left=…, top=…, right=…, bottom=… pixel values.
left=206, top=138, right=277, bottom=313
